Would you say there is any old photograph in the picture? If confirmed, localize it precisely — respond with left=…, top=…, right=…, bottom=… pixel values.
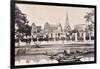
left=14, top=2, right=95, bottom=66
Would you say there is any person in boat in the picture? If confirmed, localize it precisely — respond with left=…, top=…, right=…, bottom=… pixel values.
left=63, top=50, right=70, bottom=56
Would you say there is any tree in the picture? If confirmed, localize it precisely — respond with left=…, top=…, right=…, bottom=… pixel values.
left=15, top=6, right=31, bottom=46
left=15, top=6, right=31, bottom=35
left=84, top=9, right=94, bottom=31
left=84, top=9, right=94, bottom=24
left=84, top=9, right=94, bottom=40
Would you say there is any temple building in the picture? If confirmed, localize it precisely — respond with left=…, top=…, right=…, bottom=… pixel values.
left=31, top=23, right=43, bottom=38
left=43, top=22, right=63, bottom=39
left=31, top=11, right=72, bottom=41
left=43, top=11, right=71, bottom=40
left=64, top=12, right=71, bottom=32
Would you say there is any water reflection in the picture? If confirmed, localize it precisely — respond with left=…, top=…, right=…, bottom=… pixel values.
left=15, top=44, right=94, bottom=65
left=15, top=55, right=58, bottom=65
left=15, top=54, right=94, bottom=65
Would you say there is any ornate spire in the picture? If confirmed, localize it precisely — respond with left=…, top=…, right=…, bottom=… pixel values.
left=64, top=11, right=71, bottom=32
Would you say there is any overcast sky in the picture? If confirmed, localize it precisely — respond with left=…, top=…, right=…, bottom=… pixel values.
left=16, top=4, right=93, bottom=29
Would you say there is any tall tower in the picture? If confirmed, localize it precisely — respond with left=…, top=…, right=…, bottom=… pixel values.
left=31, top=22, right=37, bottom=35
left=57, top=23, right=63, bottom=33
left=64, top=11, right=71, bottom=32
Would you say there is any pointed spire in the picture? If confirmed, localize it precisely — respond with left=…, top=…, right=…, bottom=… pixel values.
left=64, top=11, right=71, bottom=32
left=66, top=11, right=69, bottom=24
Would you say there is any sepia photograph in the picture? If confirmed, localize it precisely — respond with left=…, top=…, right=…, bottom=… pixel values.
left=11, top=1, right=96, bottom=68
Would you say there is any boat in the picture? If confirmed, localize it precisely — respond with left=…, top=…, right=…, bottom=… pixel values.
left=51, top=54, right=83, bottom=63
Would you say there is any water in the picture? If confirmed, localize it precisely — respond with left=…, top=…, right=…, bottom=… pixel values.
left=15, top=43, right=95, bottom=65
left=15, top=55, right=58, bottom=65
left=15, top=54, right=94, bottom=65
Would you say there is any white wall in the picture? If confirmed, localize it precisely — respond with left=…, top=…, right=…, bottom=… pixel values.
left=0, top=0, right=99, bottom=69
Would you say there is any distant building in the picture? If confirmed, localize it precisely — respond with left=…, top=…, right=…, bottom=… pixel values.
left=50, top=23, right=63, bottom=33
left=57, top=23, right=63, bottom=33
left=44, top=22, right=50, bottom=34
left=43, top=22, right=63, bottom=39
left=44, top=22, right=63, bottom=33
left=36, top=26, right=42, bottom=33
left=31, top=22, right=37, bottom=33
left=74, top=24, right=86, bottom=32
left=31, top=23, right=43, bottom=38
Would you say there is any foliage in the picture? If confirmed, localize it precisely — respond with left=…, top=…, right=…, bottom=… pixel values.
left=84, top=9, right=94, bottom=31
left=15, top=6, right=31, bottom=35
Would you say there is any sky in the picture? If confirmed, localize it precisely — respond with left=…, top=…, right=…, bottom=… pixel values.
left=16, top=3, right=93, bottom=29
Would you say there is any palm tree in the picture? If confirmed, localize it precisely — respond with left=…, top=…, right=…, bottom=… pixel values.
left=84, top=9, right=94, bottom=40
left=84, top=9, right=94, bottom=24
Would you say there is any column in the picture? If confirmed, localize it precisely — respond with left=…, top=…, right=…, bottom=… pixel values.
left=89, top=31, right=91, bottom=41
left=83, top=32, right=86, bottom=41
left=75, top=33, right=77, bottom=41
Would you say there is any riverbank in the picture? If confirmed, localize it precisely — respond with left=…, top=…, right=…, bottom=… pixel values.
left=15, top=40, right=94, bottom=47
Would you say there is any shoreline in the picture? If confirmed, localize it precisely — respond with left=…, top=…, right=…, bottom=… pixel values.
left=15, top=40, right=94, bottom=47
